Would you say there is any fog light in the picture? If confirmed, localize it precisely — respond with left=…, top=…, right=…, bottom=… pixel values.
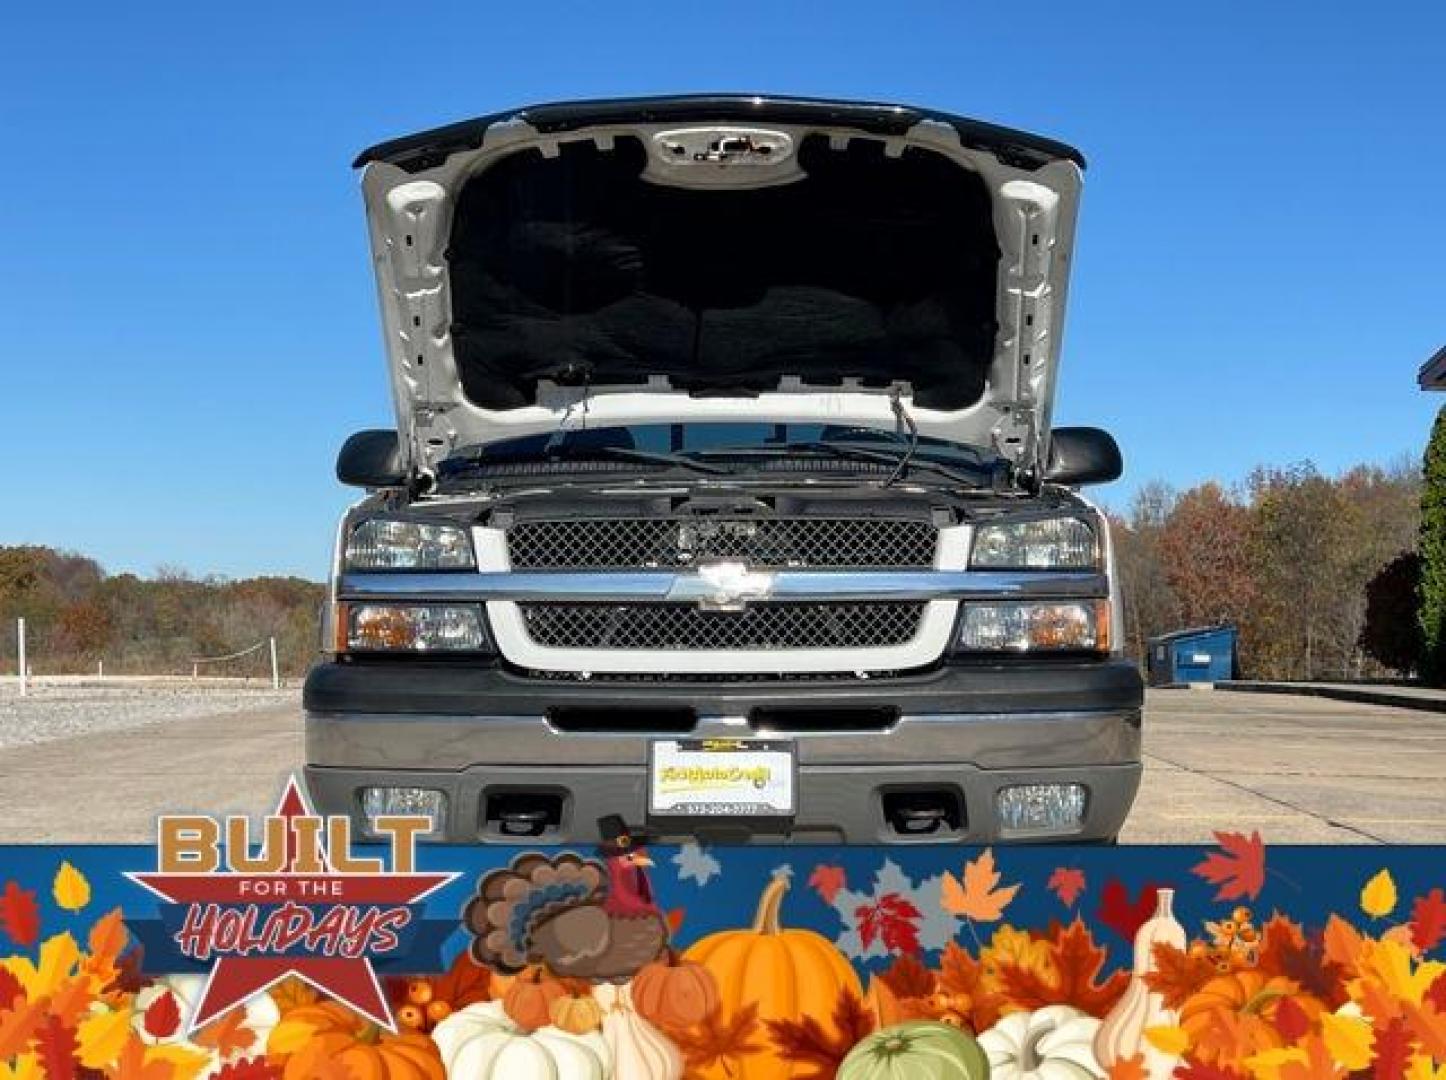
left=996, top=783, right=1087, bottom=832
left=360, top=787, right=447, bottom=834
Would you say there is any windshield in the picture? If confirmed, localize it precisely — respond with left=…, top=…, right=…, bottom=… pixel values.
left=438, top=423, right=1004, bottom=481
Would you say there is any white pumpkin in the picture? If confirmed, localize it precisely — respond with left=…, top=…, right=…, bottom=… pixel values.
left=432, top=1000, right=612, bottom=1080
left=592, top=984, right=683, bottom=1080
left=979, top=1005, right=1106, bottom=1080
left=132, top=976, right=280, bottom=1078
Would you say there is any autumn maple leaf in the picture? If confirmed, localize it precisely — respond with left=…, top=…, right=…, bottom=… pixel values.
left=1411, top=888, right=1446, bottom=954
left=211, top=1058, right=285, bottom=1080
left=855, top=893, right=923, bottom=955
left=0, top=881, right=41, bottom=947
left=766, top=991, right=875, bottom=1080
left=994, top=917, right=1130, bottom=1018
left=1191, top=831, right=1266, bottom=901
left=809, top=865, right=848, bottom=906
left=1096, top=880, right=1160, bottom=943
left=1048, top=867, right=1087, bottom=908
left=940, top=848, right=1020, bottom=922
left=665, top=1003, right=767, bottom=1077
left=1144, top=942, right=1219, bottom=1009
left=878, top=953, right=936, bottom=1000
left=1106, top=1053, right=1148, bottom=1080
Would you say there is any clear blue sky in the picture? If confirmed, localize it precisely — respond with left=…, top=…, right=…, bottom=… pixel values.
left=2, top=2, right=1441, bottom=580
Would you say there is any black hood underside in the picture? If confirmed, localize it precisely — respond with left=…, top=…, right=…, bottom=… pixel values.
left=447, top=134, right=1002, bottom=412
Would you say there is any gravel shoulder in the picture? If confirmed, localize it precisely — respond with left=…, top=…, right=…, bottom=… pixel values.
left=0, top=684, right=299, bottom=751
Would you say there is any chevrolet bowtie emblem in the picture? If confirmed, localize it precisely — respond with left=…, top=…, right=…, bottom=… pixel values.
left=672, top=560, right=775, bottom=611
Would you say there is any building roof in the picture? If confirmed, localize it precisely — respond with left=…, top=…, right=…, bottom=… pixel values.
left=1147, top=625, right=1236, bottom=646
left=1419, top=345, right=1446, bottom=390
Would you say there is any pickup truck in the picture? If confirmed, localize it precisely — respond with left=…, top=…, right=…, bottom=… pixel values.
left=303, top=94, right=1144, bottom=844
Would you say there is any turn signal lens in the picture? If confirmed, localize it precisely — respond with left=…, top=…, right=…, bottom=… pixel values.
left=957, top=600, right=1110, bottom=652
left=345, top=604, right=489, bottom=653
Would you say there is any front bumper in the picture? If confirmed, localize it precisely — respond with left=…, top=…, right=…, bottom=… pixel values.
left=304, top=659, right=1143, bottom=844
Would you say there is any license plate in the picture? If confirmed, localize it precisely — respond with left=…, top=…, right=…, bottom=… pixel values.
left=648, top=739, right=796, bottom=819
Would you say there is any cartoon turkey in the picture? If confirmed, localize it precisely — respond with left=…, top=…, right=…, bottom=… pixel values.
left=464, top=816, right=668, bottom=983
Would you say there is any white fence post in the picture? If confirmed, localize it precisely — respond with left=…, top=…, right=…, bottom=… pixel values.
left=269, top=636, right=280, bottom=690
left=97, top=659, right=103, bottom=678
left=17, top=618, right=26, bottom=697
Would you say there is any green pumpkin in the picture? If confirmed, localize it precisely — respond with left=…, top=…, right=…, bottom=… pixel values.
left=839, top=1021, right=990, bottom=1080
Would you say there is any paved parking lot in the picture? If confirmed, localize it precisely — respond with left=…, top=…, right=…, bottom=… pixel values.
left=2, top=688, right=1444, bottom=843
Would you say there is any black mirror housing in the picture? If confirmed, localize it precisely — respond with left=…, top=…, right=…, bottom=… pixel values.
left=1043, top=427, right=1123, bottom=486
left=337, top=430, right=407, bottom=488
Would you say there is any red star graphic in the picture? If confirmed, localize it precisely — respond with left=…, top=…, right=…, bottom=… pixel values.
left=129, top=776, right=456, bottom=1033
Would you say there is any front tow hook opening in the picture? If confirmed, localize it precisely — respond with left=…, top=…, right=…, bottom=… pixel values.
left=881, top=789, right=965, bottom=837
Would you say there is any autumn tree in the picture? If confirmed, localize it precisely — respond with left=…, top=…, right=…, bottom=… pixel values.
left=1157, top=482, right=1254, bottom=628
left=1359, top=552, right=1422, bottom=676
left=1421, top=408, right=1446, bottom=685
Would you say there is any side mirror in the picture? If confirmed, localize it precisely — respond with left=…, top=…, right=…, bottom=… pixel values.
left=1043, top=427, right=1123, bottom=486
left=336, top=429, right=407, bottom=488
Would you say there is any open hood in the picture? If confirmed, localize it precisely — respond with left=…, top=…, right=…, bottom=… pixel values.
left=356, top=95, right=1084, bottom=479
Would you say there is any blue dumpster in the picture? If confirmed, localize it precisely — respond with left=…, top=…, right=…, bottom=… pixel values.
left=1147, top=625, right=1238, bottom=685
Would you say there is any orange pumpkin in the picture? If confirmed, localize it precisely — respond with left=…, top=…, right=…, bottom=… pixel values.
left=267, top=1001, right=444, bottom=1080
left=683, top=869, right=864, bottom=1079
left=1178, top=973, right=1321, bottom=1065
left=503, top=967, right=571, bottom=1031
left=631, top=951, right=720, bottom=1028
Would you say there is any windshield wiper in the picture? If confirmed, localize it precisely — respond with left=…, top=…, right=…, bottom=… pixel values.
left=440, top=443, right=731, bottom=477
left=696, top=442, right=990, bottom=488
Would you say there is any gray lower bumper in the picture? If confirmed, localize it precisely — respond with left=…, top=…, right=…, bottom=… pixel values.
left=304, top=708, right=1141, bottom=844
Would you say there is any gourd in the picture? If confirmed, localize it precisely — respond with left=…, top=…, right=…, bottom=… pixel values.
left=630, top=951, right=720, bottom=1028
left=505, top=967, right=572, bottom=1031
left=431, top=1001, right=612, bottom=1080
left=683, top=869, right=864, bottom=1079
left=838, top=1021, right=990, bottom=1080
left=978, top=1005, right=1105, bottom=1080
left=267, top=1000, right=445, bottom=1080
left=1094, top=888, right=1187, bottom=1080
left=592, top=983, right=683, bottom=1080
left=550, top=991, right=605, bottom=1035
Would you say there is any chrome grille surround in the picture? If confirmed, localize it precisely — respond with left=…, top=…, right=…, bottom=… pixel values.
left=518, top=601, right=926, bottom=650
left=506, top=518, right=937, bottom=570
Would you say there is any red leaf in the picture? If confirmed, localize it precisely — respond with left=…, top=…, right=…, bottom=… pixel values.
left=1274, top=995, right=1313, bottom=1042
left=0, top=966, right=22, bottom=1009
left=0, top=881, right=40, bottom=947
left=809, top=865, right=848, bottom=906
left=32, top=1015, right=79, bottom=1080
left=855, top=893, right=922, bottom=956
left=1096, top=881, right=1160, bottom=943
left=667, top=908, right=686, bottom=936
left=1427, top=973, right=1446, bottom=1013
left=212, top=1058, right=285, bottom=1080
left=878, top=953, right=936, bottom=1000
left=1372, top=1017, right=1415, bottom=1080
left=142, top=991, right=182, bottom=1040
left=1191, top=831, right=1266, bottom=901
left=1410, top=889, right=1446, bottom=954
left=1049, top=867, right=1087, bottom=908
left=1175, top=1064, right=1251, bottom=1080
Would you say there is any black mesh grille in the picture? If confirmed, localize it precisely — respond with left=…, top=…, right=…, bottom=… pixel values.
left=519, top=602, right=925, bottom=650
left=507, top=518, right=936, bottom=570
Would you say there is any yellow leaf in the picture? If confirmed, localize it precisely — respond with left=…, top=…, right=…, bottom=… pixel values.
left=52, top=861, right=91, bottom=912
left=1321, top=1011, right=1374, bottom=1071
left=266, top=1015, right=325, bottom=1057
left=0, top=1053, right=41, bottom=1080
left=1405, top=1055, right=1441, bottom=1080
left=11, top=933, right=82, bottom=999
left=1360, top=938, right=1446, bottom=1005
left=145, top=1043, right=214, bottom=1080
left=1144, top=1025, right=1191, bottom=1056
left=939, top=847, right=1021, bottom=922
left=1244, top=1046, right=1307, bottom=1080
left=1361, top=869, right=1398, bottom=919
left=77, top=1006, right=132, bottom=1069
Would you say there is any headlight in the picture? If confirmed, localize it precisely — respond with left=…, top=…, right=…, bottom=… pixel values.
left=344, top=603, right=490, bottom=652
left=345, top=519, right=475, bottom=570
left=957, top=600, right=1110, bottom=652
left=970, top=517, right=1098, bottom=569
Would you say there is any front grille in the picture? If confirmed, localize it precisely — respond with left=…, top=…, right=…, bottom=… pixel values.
left=507, top=518, right=936, bottom=570
left=519, top=602, right=926, bottom=650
